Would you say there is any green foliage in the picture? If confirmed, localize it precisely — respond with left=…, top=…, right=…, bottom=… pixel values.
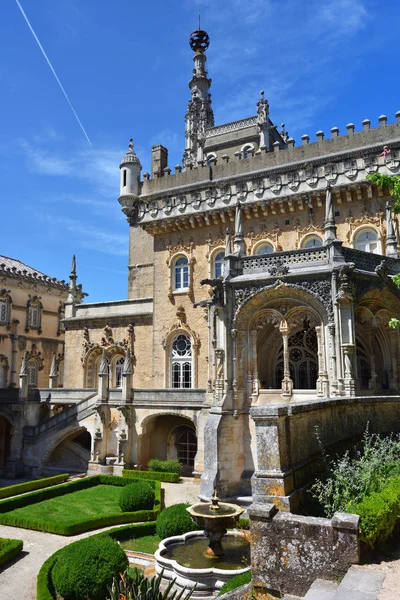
left=311, top=426, right=400, bottom=517
left=123, top=469, right=180, bottom=483
left=156, top=503, right=198, bottom=539
left=119, top=481, right=155, bottom=512
left=148, top=459, right=182, bottom=475
left=37, top=522, right=157, bottom=600
left=52, top=535, right=128, bottom=600
left=0, top=476, right=161, bottom=535
left=349, top=476, right=400, bottom=547
left=108, top=568, right=193, bottom=600
left=366, top=173, right=400, bottom=213
left=0, top=537, right=23, bottom=567
left=0, top=474, right=69, bottom=499
left=218, top=571, right=252, bottom=596
left=237, top=517, right=250, bottom=530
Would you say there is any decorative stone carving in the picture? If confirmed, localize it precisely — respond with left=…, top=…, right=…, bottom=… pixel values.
left=336, top=264, right=356, bottom=302
left=252, top=179, right=265, bottom=198
left=304, top=166, right=318, bottom=187
left=325, top=163, right=338, bottom=184
left=269, top=175, right=282, bottom=194
left=364, top=155, right=378, bottom=173
left=220, top=185, right=231, bottom=204
left=345, top=208, right=384, bottom=242
left=206, top=188, right=216, bottom=207
left=161, top=305, right=200, bottom=350
left=344, top=159, right=358, bottom=179
left=287, top=171, right=300, bottom=191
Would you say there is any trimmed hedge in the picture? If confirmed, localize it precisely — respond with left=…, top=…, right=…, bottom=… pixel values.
left=0, top=537, right=23, bottom=567
left=52, top=535, right=128, bottom=600
left=37, top=522, right=157, bottom=600
left=0, top=474, right=69, bottom=500
left=349, top=475, right=400, bottom=547
left=218, top=571, right=251, bottom=596
left=156, top=503, right=198, bottom=539
left=119, top=481, right=155, bottom=512
left=123, top=468, right=180, bottom=483
left=148, top=459, right=181, bottom=475
left=0, top=475, right=161, bottom=535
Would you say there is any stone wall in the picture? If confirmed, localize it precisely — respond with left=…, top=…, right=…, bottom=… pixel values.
left=248, top=503, right=360, bottom=597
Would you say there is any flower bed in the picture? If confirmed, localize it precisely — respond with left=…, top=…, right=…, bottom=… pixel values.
left=0, top=475, right=161, bottom=535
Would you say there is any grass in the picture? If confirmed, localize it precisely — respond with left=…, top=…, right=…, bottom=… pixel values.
left=5, top=485, right=121, bottom=524
left=122, top=534, right=161, bottom=554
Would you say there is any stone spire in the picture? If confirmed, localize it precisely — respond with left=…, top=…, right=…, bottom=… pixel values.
left=65, top=255, right=78, bottom=319
left=99, top=349, right=109, bottom=375
left=233, top=200, right=246, bottom=256
left=183, top=28, right=214, bottom=168
left=123, top=348, right=132, bottom=376
left=20, top=351, right=28, bottom=376
left=386, top=200, right=398, bottom=257
left=324, top=185, right=338, bottom=242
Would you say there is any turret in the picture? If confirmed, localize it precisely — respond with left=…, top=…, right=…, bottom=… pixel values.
left=119, top=139, right=142, bottom=198
left=183, top=28, right=214, bottom=168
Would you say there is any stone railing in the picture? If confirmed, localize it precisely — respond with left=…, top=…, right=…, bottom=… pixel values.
left=206, top=116, right=257, bottom=138
left=342, top=247, right=400, bottom=273
left=242, top=247, right=329, bottom=273
left=132, top=388, right=207, bottom=406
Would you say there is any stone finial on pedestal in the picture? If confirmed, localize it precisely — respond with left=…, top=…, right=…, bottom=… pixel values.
left=49, top=354, right=58, bottom=389
left=98, top=349, right=109, bottom=402
left=19, top=351, right=29, bottom=399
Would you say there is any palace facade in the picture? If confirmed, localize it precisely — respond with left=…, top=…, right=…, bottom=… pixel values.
left=3, top=28, right=400, bottom=507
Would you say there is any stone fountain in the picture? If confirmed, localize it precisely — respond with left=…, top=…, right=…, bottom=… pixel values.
left=155, top=491, right=251, bottom=597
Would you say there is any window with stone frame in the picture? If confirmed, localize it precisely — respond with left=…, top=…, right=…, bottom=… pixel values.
left=302, top=235, right=323, bottom=249
left=174, top=256, right=189, bottom=291
left=255, top=242, right=274, bottom=255
left=114, top=356, right=124, bottom=388
left=27, top=360, right=38, bottom=387
left=0, top=290, right=12, bottom=328
left=213, top=250, right=225, bottom=279
left=57, top=303, right=65, bottom=335
left=354, top=229, right=380, bottom=254
left=26, top=296, right=42, bottom=333
left=171, top=334, right=192, bottom=388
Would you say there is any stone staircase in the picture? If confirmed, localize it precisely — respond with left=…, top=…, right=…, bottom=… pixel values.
left=282, top=565, right=385, bottom=600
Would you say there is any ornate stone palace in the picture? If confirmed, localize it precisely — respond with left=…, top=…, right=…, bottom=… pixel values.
left=2, top=28, right=400, bottom=508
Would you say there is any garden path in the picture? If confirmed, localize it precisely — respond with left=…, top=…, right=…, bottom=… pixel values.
left=0, top=478, right=200, bottom=600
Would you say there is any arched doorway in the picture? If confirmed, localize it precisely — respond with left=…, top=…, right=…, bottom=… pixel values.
left=0, top=416, right=12, bottom=472
left=274, top=328, right=318, bottom=389
left=139, top=414, right=197, bottom=475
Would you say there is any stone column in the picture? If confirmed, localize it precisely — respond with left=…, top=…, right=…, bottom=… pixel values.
left=97, top=349, right=109, bottom=402
left=316, top=325, right=329, bottom=397
left=367, top=329, right=378, bottom=392
left=250, top=329, right=259, bottom=402
left=389, top=330, right=399, bottom=391
left=342, top=343, right=356, bottom=396
left=9, top=323, right=19, bottom=387
left=327, top=323, right=338, bottom=396
left=280, top=322, right=293, bottom=398
left=250, top=405, right=294, bottom=511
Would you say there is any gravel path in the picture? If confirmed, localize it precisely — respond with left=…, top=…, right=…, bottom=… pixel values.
left=0, top=478, right=200, bottom=600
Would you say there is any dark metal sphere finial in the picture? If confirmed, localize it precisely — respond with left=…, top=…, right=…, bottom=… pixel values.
left=189, top=29, right=210, bottom=53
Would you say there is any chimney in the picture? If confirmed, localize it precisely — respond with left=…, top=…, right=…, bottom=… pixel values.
left=152, top=145, right=168, bottom=178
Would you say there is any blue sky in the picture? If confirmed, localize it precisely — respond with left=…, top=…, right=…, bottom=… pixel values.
left=1, top=0, right=399, bottom=302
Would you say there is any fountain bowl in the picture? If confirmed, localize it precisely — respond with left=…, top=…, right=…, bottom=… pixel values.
left=155, top=530, right=251, bottom=598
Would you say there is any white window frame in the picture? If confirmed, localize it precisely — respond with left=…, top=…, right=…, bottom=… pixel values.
left=170, top=334, right=193, bottom=389
left=301, top=235, right=323, bottom=249
left=173, top=255, right=190, bottom=292
left=353, top=228, right=381, bottom=254
left=254, top=242, right=274, bottom=255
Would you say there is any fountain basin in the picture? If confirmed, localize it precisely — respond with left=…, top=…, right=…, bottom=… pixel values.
left=155, top=530, right=251, bottom=598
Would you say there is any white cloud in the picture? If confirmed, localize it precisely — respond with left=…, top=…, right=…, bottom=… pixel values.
left=314, top=0, right=369, bottom=36
left=41, top=215, right=128, bottom=257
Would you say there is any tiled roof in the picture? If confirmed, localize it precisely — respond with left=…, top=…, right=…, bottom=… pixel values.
left=0, top=255, right=69, bottom=289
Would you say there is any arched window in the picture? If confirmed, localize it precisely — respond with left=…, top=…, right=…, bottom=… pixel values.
left=255, top=243, right=274, bottom=255
left=114, top=356, right=124, bottom=388
left=354, top=229, right=379, bottom=254
left=302, top=236, right=323, bottom=249
left=27, top=360, right=38, bottom=387
left=171, top=334, right=192, bottom=388
left=241, top=144, right=255, bottom=159
left=174, top=257, right=189, bottom=291
left=213, top=251, right=225, bottom=278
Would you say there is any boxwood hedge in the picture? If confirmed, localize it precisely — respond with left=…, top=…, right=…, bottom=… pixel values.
left=349, top=475, right=400, bottom=547
left=123, top=469, right=180, bottom=483
left=37, top=522, right=157, bottom=600
left=0, top=474, right=69, bottom=500
left=148, top=459, right=181, bottom=475
left=0, top=475, right=161, bottom=535
left=0, top=537, right=23, bottom=567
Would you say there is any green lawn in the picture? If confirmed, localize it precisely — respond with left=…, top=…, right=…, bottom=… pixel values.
left=122, top=534, right=161, bottom=554
left=6, top=485, right=121, bottom=524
